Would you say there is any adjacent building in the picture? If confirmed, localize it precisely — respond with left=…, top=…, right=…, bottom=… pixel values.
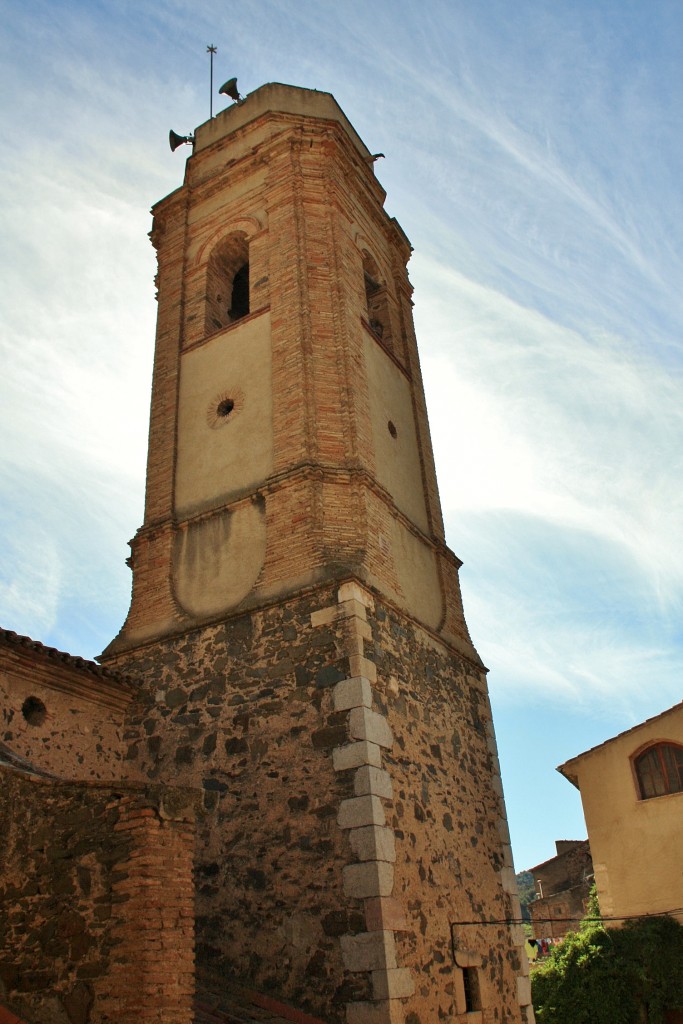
left=528, top=839, right=593, bottom=940
left=558, top=702, right=683, bottom=926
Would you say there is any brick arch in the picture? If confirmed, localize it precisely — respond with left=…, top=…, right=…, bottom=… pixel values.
left=194, top=214, right=263, bottom=267
left=203, top=231, right=251, bottom=336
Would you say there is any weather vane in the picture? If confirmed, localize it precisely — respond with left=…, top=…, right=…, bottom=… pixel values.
left=169, top=46, right=245, bottom=153
left=207, top=44, right=217, bottom=118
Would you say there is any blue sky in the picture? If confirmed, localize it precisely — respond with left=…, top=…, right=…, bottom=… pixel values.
left=1, top=0, right=682, bottom=872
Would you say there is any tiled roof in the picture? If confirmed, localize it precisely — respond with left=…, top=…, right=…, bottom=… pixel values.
left=0, top=1000, right=29, bottom=1024
left=0, top=627, right=135, bottom=691
left=529, top=838, right=590, bottom=873
left=0, top=741, right=56, bottom=778
left=195, top=984, right=329, bottom=1024
left=557, top=699, right=683, bottom=780
left=195, top=1002, right=254, bottom=1023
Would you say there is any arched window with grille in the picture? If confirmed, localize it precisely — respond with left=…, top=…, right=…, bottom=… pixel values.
left=634, top=742, right=683, bottom=799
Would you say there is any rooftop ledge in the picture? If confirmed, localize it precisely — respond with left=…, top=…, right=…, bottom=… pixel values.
left=193, top=82, right=372, bottom=162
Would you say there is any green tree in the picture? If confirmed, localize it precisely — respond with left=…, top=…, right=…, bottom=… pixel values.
left=516, top=870, right=536, bottom=923
left=581, top=882, right=601, bottom=927
left=532, top=912, right=683, bottom=1024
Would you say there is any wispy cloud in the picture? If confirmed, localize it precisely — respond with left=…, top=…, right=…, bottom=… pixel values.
left=2, top=0, right=682, bottom=867
left=0, top=517, right=62, bottom=639
left=418, top=258, right=683, bottom=602
left=456, top=509, right=683, bottom=716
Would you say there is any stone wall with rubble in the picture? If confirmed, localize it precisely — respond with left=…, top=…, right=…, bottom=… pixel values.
left=108, top=579, right=529, bottom=1024
left=0, top=766, right=196, bottom=1024
left=111, top=582, right=361, bottom=1021
left=529, top=840, right=593, bottom=940
left=371, top=599, right=528, bottom=1023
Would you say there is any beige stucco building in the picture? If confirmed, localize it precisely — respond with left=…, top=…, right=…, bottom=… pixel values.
left=558, top=702, right=683, bottom=927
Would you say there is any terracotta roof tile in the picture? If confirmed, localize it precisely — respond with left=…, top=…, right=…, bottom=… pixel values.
left=557, top=699, right=683, bottom=779
left=0, top=741, right=56, bottom=778
left=0, top=627, right=135, bottom=691
left=195, top=983, right=329, bottom=1024
left=0, top=1001, right=28, bottom=1024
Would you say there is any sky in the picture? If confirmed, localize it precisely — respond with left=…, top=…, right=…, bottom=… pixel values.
left=1, top=0, right=682, bottom=873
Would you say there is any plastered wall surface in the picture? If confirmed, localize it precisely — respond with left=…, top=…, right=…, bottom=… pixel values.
left=174, top=497, right=267, bottom=618
left=0, top=652, right=127, bottom=782
left=174, top=311, right=273, bottom=516
left=568, top=711, right=683, bottom=923
left=362, top=334, right=429, bottom=536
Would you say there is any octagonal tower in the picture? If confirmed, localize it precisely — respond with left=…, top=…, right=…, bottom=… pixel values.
left=103, top=84, right=531, bottom=1024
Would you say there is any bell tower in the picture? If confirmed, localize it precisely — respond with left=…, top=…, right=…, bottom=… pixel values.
left=103, top=84, right=531, bottom=1024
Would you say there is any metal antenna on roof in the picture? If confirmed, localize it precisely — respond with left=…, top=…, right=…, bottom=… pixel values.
left=207, top=44, right=217, bottom=118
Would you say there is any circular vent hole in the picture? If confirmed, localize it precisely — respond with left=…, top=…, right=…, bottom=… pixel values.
left=388, top=420, right=397, bottom=438
left=22, top=696, right=47, bottom=727
left=217, top=399, right=235, bottom=418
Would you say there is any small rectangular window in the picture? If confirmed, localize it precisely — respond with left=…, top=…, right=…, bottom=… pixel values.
left=451, top=926, right=484, bottom=1014
left=463, top=967, right=481, bottom=1013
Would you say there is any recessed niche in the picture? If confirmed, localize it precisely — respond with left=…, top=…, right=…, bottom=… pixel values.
left=22, top=696, right=47, bottom=727
left=388, top=420, right=398, bottom=438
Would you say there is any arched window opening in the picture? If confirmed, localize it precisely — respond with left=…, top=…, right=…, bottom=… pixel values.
left=634, top=742, right=683, bottom=799
left=362, top=251, right=392, bottom=346
left=205, top=233, right=250, bottom=335
left=229, top=263, right=250, bottom=321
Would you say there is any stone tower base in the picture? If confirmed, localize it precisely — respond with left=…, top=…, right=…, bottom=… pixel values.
left=106, top=579, right=530, bottom=1024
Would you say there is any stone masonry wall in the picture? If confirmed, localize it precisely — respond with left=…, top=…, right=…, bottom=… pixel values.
left=111, top=581, right=364, bottom=1022
left=0, top=768, right=196, bottom=1024
left=532, top=841, right=592, bottom=898
left=529, top=841, right=593, bottom=940
left=369, top=599, right=529, bottom=1023
left=108, top=579, right=530, bottom=1024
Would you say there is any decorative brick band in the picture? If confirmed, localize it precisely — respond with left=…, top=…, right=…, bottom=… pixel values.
left=311, top=581, right=414, bottom=1024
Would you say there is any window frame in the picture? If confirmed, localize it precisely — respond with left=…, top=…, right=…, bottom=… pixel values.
left=632, top=741, right=683, bottom=800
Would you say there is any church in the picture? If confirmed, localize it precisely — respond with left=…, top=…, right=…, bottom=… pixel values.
left=0, top=83, right=532, bottom=1024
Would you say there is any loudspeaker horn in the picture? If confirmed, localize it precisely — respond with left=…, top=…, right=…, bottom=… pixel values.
left=219, top=77, right=241, bottom=102
left=169, top=130, right=193, bottom=152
